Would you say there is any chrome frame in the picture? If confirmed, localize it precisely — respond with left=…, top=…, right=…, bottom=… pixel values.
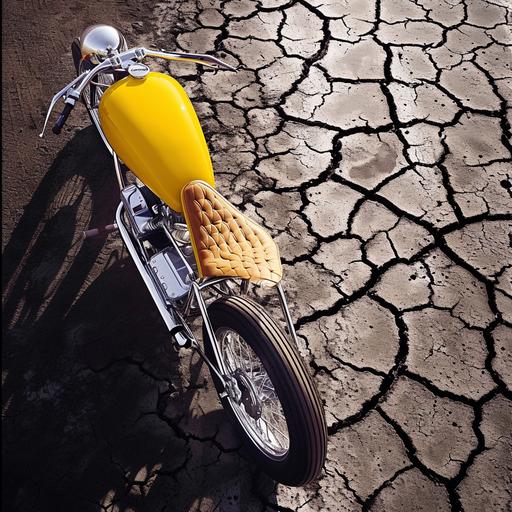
left=113, top=152, right=126, bottom=189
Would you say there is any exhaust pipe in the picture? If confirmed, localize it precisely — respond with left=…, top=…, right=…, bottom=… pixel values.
left=115, top=202, right=189, bottom=346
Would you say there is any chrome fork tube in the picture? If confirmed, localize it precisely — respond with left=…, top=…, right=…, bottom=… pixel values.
left=191, top=282, right=229, bottom=377
left=240, top=279, right=250, bottom=295
left=113, top=152, right=125, bottom=190
left=276, top=283, right=299, bottom=347
left=183, top=287, right=196, bottom=317
left=189, top=337, right=228, bottom=386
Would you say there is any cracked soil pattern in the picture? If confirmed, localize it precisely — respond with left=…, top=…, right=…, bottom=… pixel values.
left=2, top=0, right=512, bottom=511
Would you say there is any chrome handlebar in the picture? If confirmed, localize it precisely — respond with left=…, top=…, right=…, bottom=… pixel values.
left=143, top=48, right=236, bottom=71
left=39, top=47, right=236, bottom=137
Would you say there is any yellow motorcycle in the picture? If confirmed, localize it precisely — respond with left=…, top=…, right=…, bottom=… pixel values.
left=40, top=24, right=326, bottom=486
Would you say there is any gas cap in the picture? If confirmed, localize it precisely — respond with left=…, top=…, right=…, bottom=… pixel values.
left=128, top=63, right=150, bottom=79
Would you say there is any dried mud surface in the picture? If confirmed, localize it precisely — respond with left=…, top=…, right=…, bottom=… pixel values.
left=2, top=0, right=512, bottom=511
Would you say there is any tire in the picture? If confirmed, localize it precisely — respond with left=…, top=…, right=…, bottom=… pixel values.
left=203, top=295, right=327, bottom=486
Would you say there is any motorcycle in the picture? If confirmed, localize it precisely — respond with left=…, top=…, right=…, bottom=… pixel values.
left=40, top=24, right=327, bottom=486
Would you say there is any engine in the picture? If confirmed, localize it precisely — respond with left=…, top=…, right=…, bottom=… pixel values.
left=120, top=184, right=196, bottom=303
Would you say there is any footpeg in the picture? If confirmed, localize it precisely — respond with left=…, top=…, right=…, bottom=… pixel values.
left=82, top=223, right=118, bottom=239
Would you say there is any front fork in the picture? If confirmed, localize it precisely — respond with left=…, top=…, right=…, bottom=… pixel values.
left=183, top=278, right=300, bottom=395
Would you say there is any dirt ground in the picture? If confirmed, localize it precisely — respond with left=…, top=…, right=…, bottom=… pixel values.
left=2, top=0, right=512, bottom=511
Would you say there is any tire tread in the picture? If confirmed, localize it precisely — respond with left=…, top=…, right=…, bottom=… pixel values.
left=204, top=295, right=327, bottom=486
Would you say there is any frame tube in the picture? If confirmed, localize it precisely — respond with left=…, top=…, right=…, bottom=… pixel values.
left=276, top=283, right=300, bottom=347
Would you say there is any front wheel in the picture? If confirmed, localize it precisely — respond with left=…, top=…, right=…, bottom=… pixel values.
left=203, top=295, right=327, bottom=486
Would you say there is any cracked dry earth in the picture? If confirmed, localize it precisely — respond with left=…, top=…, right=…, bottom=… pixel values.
left=2, top=0, right=512, bottom=511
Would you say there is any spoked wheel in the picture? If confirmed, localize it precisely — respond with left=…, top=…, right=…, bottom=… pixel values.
left=204, top=295, right=327, bottom=486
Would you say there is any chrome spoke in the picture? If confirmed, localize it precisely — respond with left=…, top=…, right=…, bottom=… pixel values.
left=256, top=374, right=272, bottom=396
left=257, top=416, right=288, bottom=443
left=217, top=328, right=290, bottom=458
left=225, top=333, right=240, bottom=371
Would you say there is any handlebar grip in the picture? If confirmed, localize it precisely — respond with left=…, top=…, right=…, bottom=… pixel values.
left=52, top=102, right=74, bottom=135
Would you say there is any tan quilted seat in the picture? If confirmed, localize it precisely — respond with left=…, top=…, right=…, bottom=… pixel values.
left=181, top=180, right=282, bottom=285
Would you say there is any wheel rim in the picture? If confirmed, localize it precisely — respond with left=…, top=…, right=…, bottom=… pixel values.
left=217, top=327, right=290, bottom=459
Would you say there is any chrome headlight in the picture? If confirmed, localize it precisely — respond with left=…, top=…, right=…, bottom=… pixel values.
left=79, top=24, right=127, bottom=64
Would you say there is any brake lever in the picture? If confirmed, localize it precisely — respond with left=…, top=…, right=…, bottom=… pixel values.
left=39, top=71, right=89, bottom=138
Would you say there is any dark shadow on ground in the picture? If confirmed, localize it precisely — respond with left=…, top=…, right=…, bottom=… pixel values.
left=2, top=127, right=275, bottom=511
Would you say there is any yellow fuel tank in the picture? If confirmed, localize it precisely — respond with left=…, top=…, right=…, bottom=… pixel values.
left=99, top=72, right=214, bottom=212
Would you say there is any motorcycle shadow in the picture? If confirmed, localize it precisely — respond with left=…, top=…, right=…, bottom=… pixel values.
left=2, top=126, right=276, bottom=511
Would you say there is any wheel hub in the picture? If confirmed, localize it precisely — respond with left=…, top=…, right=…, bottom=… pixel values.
left=233, top=368, right=262, bottom=420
